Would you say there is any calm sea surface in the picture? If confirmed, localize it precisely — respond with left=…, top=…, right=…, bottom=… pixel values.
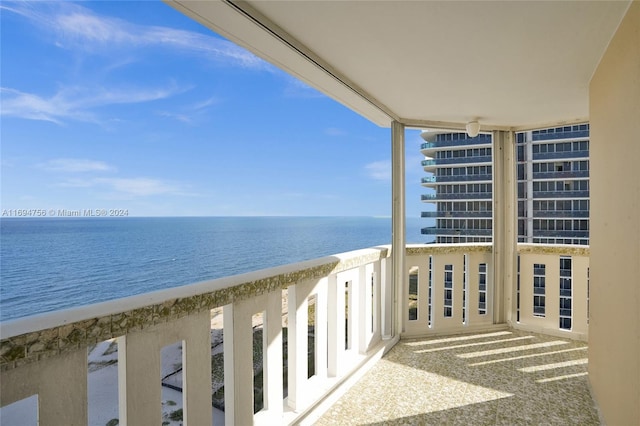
left=0, top=216, right=428, bottom=321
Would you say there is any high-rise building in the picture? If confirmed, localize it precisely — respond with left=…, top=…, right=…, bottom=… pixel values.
left=516, top=124, right=590, bottom=245
left=421, top=124, right=589, bottom=245
left=420, top=131, right=494, bottom=243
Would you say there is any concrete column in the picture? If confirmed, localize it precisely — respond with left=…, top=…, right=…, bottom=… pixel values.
left=588, top=3, right=640, bottom=424
left=391, top=121, right=406, bottom=336
left=492, top=130, right=517, bottom=325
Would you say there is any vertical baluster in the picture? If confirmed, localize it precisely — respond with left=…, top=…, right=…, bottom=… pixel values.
left=287, top=282, right=309, bottom=411
left=224, top=303, right=254, bottom=426
left=0, top=347, right=88, bottom=426
left=327, top=273, right=345, bottom=377
left=314, top=278, right=328, bottom=380
left=261, top=290, right=283, bottom=422
left=119, top=311, right=211, bottom=425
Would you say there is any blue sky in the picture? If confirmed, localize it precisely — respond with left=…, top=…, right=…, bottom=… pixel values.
left=1, top=1, right=428, bottom=218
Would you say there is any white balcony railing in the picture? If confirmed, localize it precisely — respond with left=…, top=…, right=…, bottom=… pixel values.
left=0, top=243, right=589, bottom=425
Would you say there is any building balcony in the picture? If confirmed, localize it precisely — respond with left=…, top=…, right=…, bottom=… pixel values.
left=0, top=244, right=593, bottom=425
left=527, top=210, right=590, bottom=218
left=428, top=174, right=493, bottom=183
left=532, top=150, right=589, bottom=161
left=421, top=227, right=492, bottom=236
left=422, top=156, right=492, bottom=169
left=420, top=138, right=492, bottom=155
left=530, top=230, right=589, bottom=238
left=528, top=170, right=590, bottom=180
left=532, top=129, right=589, bottom=141
left=422, top=210, right=492, bottom=218
left=422, top=192, right=492, bottom=201
left=532, top=190, right=590, bottom=199
left=421, top=176, right=437, bottom=186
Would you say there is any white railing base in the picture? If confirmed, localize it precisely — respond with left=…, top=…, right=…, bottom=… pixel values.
left=509, top=321, right=588, bottom=342
left=400, top=323, right=510, bottom=341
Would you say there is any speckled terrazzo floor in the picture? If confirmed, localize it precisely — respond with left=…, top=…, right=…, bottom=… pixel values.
left=316, top=330, right=599, bottom=425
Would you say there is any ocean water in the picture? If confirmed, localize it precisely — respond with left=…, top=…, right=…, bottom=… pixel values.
left=0, top=216, right=428, bottom=321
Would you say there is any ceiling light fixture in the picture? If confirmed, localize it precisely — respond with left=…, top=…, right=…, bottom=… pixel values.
left=466, top=121, right=480, bottom=138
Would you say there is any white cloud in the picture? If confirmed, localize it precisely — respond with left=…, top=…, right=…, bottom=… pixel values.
left=157, top=96, right=222, bottom=124
left=2, top=2, right=266, bottom=69
left=365, top=160, right=391, bottom=181
left=1, top=85, right=184, bottom=124
left=95, top=178, right=184, bottom=197
left=39, top=158, right=115, bottom=173
left=56, top=177, right=195, bottom=198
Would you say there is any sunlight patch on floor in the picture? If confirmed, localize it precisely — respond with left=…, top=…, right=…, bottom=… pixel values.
left=413, top=335, right=534, bottom=354
left=469, top=346, right=587, bottom=366
left=519, top=358, right=588, bottom=373
left=457, top=340, right=568, bottom=358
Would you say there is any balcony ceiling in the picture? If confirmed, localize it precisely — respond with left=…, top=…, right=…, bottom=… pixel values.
left=168, top=0, right=632, bottom=131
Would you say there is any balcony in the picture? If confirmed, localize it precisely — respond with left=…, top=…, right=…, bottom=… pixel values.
left=420, top=138, right=492, bottom=155
left=429, top=174, right=493, bottom=183
left=528, top=210, right=590, bottom=218
left=421, top=176, right=437, bottom=185
left=529, top=170, right=590, bottom=180
left=422, top=156, right=493, bottom=168
left=422, top=211, right=492, bottom=218
left=0, top=243, right=592, bottom=425
left=0, top=1, right=637, bottom=425
left=532, top=190, right=590, bottom=199
left=422, top=192, right=492, bottom=201
left=421, top=227, right=492, bottom=236
left=532, top=150, right=589, bottom=161
left=316, top=329, right=594, bottom=425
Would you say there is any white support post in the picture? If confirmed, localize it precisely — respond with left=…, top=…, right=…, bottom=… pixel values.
left=327, top=273, right=345, bottom=377
left=381, top=256, right=393, bottom=339
left=287, top=282, right=309, bottom=411
left=262, top=290, right=283, bottom=421
left=492, top=130, right=517, bottom=325
left=359, top=264, right=371, bottom=354
left=117, top=333, right=162, bottom=425
left=223, top=303, right=254, bottom=426
left=183, top=310, right=214, bottom=426
left=349, top=272, right=360, bottom=354
left=314, top=278, right=328, bottom=380
left=373, top=260, right=381, bottom=338
left=118, top=311, right=212, bottom=426
left=0, top=348, right=87, bottom=426
left=391, top=121, right=406, bottom=337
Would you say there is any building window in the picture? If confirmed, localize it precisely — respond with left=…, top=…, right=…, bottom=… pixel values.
left=533, top=263, right=546, bottom=317
left=444, top=264, right=453, bottom=317
left=559, top=257, right=572, bottom=330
